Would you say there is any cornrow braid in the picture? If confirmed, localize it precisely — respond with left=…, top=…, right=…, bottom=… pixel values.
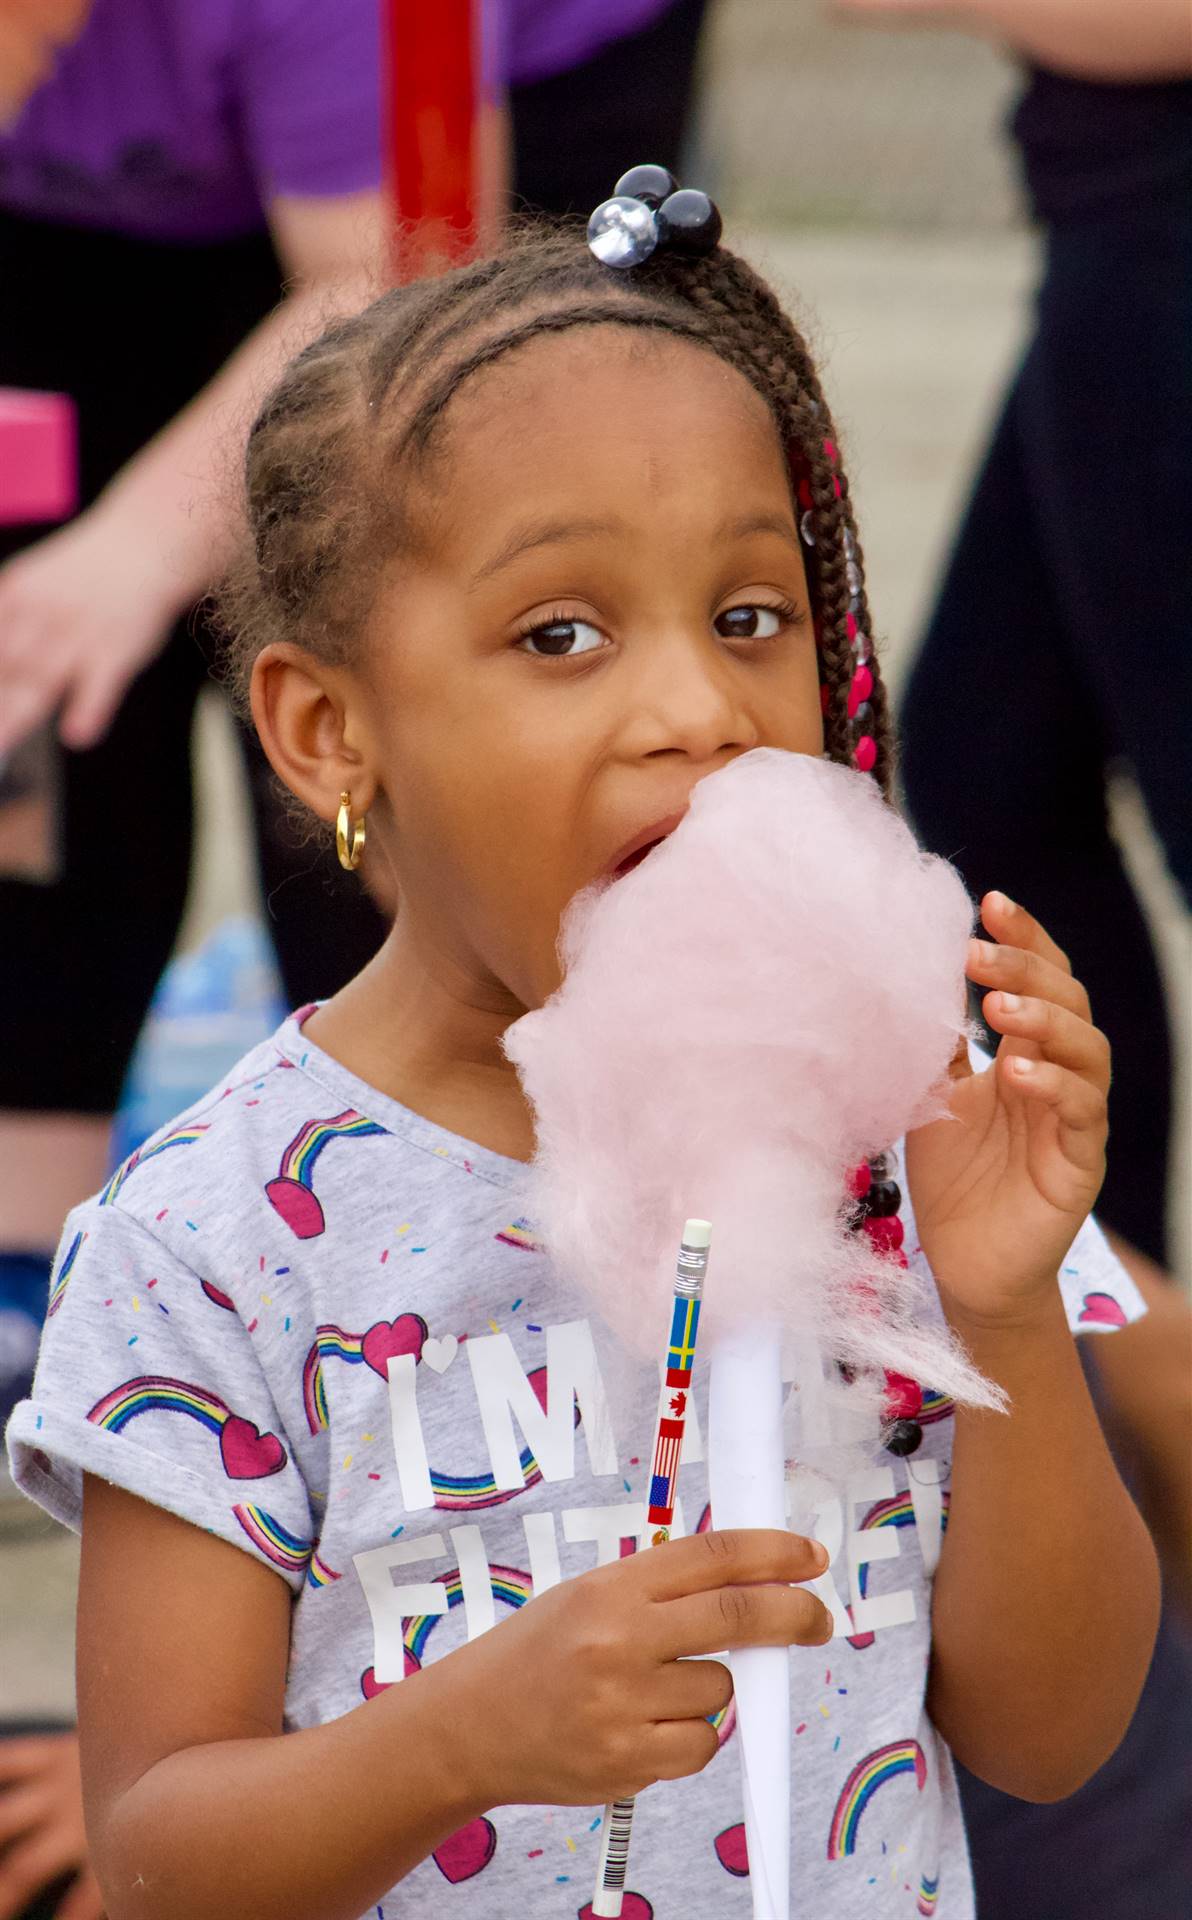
left=218, top=222, right=894, bottom=795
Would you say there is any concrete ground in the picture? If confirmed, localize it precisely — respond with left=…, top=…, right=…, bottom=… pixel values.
left=4, top=225, right=1189, bottom=1721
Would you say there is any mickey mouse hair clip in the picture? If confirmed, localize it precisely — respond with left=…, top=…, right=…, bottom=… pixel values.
left=587, top=164, right=723, bottom=271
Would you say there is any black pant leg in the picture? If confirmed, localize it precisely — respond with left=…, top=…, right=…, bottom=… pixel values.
left=901, top=363, right=1173, bottom=1264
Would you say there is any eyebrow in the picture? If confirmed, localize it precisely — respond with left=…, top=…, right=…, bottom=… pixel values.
left=468, top=516, right=624, bottom=587
left=715, top=510, right=801, bottom=549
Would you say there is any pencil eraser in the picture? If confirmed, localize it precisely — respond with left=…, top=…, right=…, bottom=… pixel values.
left=0, top=388, right=78, bottom=525
left=682, top=1219, right=712, bottom=1248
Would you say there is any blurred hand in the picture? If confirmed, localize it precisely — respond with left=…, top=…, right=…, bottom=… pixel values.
left=0, top=1733, right=104, bottom=1920
left=0, top=502, right=184, bottom=759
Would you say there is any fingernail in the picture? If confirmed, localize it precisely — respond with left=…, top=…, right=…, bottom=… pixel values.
left=999, top=992, right=1021, bottom=1012
left=1010, top=1055, right=1034, bottom=1075
left=991, top=890, right=1016, bottom=913
left=812, top=1540, right=829, bottom=1572
left=970, top=939, right=997, bottom=964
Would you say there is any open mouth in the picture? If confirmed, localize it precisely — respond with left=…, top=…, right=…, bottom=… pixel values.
left=605, top=809, right=688, bottom=881
left=613, top=838, right=666, bottom=879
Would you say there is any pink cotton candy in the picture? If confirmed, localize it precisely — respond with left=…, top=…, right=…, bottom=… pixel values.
left=504, top=749, right=1001, bottom=1411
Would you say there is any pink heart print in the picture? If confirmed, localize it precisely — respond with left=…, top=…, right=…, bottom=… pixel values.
left=714, top=1823, right=749, bottom=1876
left=1078, top=1291, right=1127, bottom=1328
left=219, top=1415, right=287, bottom=1479
left=361, top=1314, right=428, bottom=1378
left=433, top=1816, right=497, bottom=1883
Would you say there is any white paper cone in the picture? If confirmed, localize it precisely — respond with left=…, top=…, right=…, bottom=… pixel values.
left=707, top=1326, right=791, bottom=1920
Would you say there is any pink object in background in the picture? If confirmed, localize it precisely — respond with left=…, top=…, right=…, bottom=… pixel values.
left=0, top=388, right=77, bottom=525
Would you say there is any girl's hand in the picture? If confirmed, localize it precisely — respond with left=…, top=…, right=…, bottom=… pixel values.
left=905, top=890, right=1110, bottom=1328
left=451, top=1528, right=832, bottom=1808
left=0, top=503, right=183, bottom=758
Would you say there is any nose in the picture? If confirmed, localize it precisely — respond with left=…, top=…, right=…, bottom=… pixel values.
left=627, top=629, right=760, bottom=764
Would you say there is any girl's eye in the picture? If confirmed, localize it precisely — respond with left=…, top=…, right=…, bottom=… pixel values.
left=517, top=618, right=605, bottom=658
left=715, top=604, right=787, bottom=641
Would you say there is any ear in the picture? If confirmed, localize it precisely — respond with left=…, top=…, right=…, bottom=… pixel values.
left=250, top=643, right=377, bottom=825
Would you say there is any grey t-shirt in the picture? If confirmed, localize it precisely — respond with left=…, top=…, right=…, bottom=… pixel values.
left=7, top=1008, right=1143, bottom=1919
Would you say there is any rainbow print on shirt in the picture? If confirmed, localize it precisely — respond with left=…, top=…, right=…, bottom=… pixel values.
left=232, top=1503, right=312, bottom=1576
left=264, top=1110, right=386, bottom=1240
left=98, top=1124, right=209, bottom=1206
left=918, top=1872, right=941, bottom=1915
left=827, top=1740, right=927, bottom=1858
left=302, top=1316, right=428, bottom=1432
left=494, top=1217, right=543, bottom=1253
left=47, top=1230, right=85, bottom=1318
left=403, top=1564, right=532, bottom=1670
left=88, top=1377, right=288, bottom=1480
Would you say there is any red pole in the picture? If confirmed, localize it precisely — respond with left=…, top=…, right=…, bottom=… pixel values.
left=384, top=0, right=479, bottom=278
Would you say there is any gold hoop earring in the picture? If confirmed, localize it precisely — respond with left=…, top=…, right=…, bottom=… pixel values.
left=335, top=791, right=366, bottom=871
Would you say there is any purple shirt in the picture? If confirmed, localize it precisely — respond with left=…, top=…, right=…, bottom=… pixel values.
left=0, top=0, right=676, bottom=243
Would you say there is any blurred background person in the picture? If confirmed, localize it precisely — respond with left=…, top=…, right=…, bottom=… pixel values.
left=834, top=3, right=1192, bottom=1917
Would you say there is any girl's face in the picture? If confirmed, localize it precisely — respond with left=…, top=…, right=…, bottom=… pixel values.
left=357, top=327, right=822, bottom=1013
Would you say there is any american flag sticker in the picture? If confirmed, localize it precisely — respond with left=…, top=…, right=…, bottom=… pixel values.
left=648, top=1417, right=685, bottom=1519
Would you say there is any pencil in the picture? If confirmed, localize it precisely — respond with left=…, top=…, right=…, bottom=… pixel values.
left=591, top=1218, right=712, bottom=1917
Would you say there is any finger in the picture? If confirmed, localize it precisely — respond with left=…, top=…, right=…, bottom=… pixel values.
left=967, top=938, right=1091, bottom=1023
left=663, top=1577, right=834, bottom=1659
left=1000, top=1056, right=1108, bottom=1163
left=979, top=891, right=1072, bottom=977
left=54, top=1867, right=106, bottom=1920
left=652, top=1657, right=734, bottom=1722
left=983, top=992, right=1111, bottom=1095
left=59, top=669, right=126, bottom=753
left=0, top=1836, right=69, bottom=1920
left=0, top=1785, right=43, bottom=1848
left=646, top=1716, right=720, bottom=1784
left=0, top=678, right=59, bottom=759
left=0, top=1736, right=72, bottom=1782
left=634, top=1528, right=829, bottom=1603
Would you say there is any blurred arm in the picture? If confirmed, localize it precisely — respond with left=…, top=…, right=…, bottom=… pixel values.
left=94, top=188, right=388, bottom=611
left=832, top=0, right=1192, bottom=81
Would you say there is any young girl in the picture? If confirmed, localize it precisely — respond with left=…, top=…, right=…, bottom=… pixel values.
left=6, top=182, right=1159, bottom=1920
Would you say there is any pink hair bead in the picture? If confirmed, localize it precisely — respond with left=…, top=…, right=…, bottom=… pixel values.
left=853, top=735, right=877, bottom=773
left=848, top=664, right=874, bottom=717
left=864, top=1213, right=905, bottom=1254
left=823, top=438, right=837, bottom=464
left=848, top=1161, right=872, bottom=1199
left=883, top=1371, right=924, bottom=1421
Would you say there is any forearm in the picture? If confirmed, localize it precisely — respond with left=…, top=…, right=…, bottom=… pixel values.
left=94, top=271, right=373, bottom=610
left=960, top=0, right=1192, bottom=80
left=927, top=1286, right=1159, bottom=1799
left=95, top=1661, right=486, bottom=1920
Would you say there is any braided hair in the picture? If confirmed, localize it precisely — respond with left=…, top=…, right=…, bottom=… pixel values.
left=220, top=225, right=893, bottom=794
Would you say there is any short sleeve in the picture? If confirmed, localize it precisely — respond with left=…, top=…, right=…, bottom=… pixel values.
left=1057, top=1210, right=1147, bottom=1336
left=5, top=1203, right=314, bottom=1593
left=234, top=0, right=384, bottom=203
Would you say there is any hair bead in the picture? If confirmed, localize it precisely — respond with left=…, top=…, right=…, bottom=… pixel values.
left=853, top=735, right=877, bottom=773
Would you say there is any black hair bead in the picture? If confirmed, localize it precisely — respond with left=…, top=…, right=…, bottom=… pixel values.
left=884, top=1419, right=923, bottom=1458
left=861, top=1178, right=901, bottom=1219
left=614, top=163, right=679, bottom=209
left=657, top=188, right=722, bottom=257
